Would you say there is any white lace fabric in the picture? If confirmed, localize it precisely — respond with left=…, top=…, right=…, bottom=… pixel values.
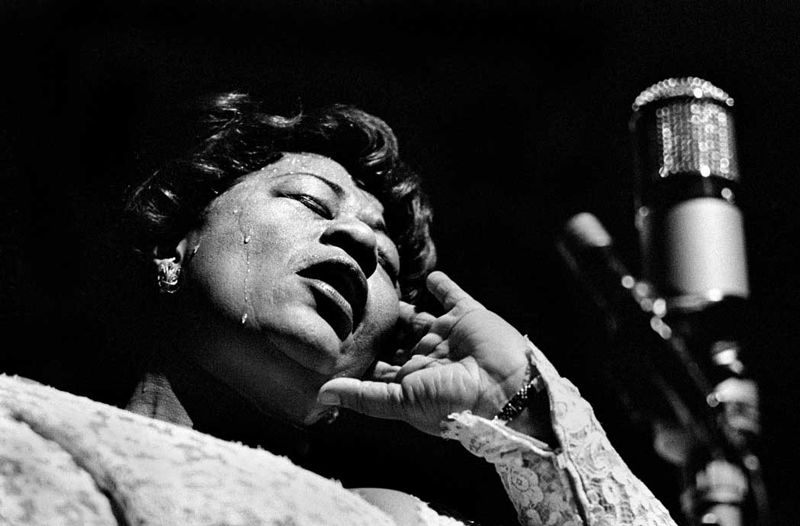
left=0, top=374, right=462, bottom=526
left=0, top=335, right=678, bottom=526
left=442, top=338, right=678, bottom=526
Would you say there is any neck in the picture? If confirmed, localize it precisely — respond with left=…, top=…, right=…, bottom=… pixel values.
left=168, top=295, right=334, bottom=428
left=137, top=361, right=314, bottom=460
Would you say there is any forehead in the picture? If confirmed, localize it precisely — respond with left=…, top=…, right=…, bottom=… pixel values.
left=248, top=152, right=385, bottom=215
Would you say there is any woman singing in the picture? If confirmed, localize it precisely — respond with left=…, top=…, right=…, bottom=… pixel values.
left=0, top=93, right=676, bottom=526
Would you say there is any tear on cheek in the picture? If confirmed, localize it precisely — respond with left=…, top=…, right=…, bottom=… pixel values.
left=235, top=191, right=258, bottom=328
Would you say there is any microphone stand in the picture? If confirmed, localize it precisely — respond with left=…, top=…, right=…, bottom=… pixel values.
left=599, top=278, right=764, bottom=526
left=557, top=214, right=768, bottom=526
left=661, top=303, right=767, bottom=526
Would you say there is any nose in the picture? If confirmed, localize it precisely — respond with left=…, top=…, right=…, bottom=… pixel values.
left=320, top=219, right=378, bottom=278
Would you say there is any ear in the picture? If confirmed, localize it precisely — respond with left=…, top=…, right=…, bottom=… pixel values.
left=151, top=236, right=193, bottom=268
left=152, top=235, right=196, bottom=294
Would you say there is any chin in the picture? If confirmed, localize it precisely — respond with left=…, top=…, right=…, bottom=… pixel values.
left=267, top=309, right=354, bottom=375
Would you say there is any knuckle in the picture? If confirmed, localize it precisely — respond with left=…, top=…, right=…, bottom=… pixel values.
left=354, top=386, right=370, bottom=414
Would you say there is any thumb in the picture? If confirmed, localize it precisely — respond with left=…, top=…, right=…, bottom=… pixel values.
left=318, top=378, right=406, bottom=421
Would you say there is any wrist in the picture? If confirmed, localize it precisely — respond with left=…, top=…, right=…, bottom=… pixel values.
left=492, top=347, right=556, bottom=446
left=493, top=368, right=544, bottom=423
left=504, top=388, right=556, bottom=445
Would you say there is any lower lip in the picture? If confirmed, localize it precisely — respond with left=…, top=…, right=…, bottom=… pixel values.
left=303, top=278, right=354, bottom=340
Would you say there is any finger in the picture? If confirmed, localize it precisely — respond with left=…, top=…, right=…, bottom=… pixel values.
left=396, top=301, right=436, bottom=349
left=318, top=378, right=405, bottom=421
left=395, top=354, right=440, bottom=382
left=398, top=300, right=416, bottom=323
left=399, top=301, right=437, bottom=333
left=411, top=332, right=444, bottom=356
left=426, top=271, right=483, bottom=311
left=388, top=348, right=411, bottom=366
left=370, top=361, right=400, bottom=382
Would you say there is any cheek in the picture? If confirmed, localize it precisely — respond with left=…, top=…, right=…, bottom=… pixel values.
left=368, top=272, right=401, bottom=322
left=374, top=284, right=401, bottom=332
left=353, top=278, right=401, bottom=359
left=187, top=231, right=251, bottom=318
left=188, top=201, right=300, bottom=322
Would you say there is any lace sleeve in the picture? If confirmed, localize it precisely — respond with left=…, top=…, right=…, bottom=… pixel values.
left=442, top=338, right=677, bottom=526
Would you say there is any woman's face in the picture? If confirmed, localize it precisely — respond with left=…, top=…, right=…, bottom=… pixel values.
left=174, top=153, right=402, bottom=425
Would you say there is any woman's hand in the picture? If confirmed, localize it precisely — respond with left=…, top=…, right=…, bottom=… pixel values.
left=317, top=271, right=530, bottom=436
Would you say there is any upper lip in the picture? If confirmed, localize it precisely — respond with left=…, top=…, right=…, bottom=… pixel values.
left=297, top=256, right=369, bottom=337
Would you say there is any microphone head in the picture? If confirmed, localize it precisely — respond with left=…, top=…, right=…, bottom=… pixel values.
left=630, top=77, right=739, bottom=184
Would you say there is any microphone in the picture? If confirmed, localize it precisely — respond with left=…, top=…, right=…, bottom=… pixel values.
left=630, top=78, right=764, bottom=526
left=629, top=79, right=752, bottom=383
left=630, top=77, right=748, bottom=310
left=630, top=77, right=758, bottom=434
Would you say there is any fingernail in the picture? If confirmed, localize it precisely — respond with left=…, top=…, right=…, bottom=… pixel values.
left=317, top=391, right=340, bottom=406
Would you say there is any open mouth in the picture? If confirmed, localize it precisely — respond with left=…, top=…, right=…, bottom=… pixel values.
left=297, top=258, right=368, bottom=341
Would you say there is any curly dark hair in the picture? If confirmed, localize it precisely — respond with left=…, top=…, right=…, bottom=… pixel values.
left=125, top=93, right=436, bottom=301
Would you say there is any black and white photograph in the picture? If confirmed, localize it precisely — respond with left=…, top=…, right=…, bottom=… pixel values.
left=0, top=1, right=798, bottom=525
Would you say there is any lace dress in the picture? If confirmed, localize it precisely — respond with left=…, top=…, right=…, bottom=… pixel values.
left=0, top=340, right=677, bottom=525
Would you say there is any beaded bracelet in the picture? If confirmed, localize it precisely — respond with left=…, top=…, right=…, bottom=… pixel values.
left=492, top=354, right=545, bottom=423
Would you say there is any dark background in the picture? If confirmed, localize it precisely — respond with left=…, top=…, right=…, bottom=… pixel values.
left=1, top=1, right=799, bottom=524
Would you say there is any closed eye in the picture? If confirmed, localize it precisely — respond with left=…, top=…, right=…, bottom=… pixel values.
left=286, top=193, right=333, bottom=219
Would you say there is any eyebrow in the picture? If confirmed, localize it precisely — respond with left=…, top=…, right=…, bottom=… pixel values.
left=277, top=171, right=389, bottom=233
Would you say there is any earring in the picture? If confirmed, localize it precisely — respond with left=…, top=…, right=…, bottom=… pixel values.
left=157, top=258, right=182, bottom=294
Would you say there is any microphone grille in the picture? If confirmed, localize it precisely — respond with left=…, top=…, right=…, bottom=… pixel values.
left=631, top=77, right=739, bottom=183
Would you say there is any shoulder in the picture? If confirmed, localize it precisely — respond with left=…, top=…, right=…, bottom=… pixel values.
left=0, top=375, right=401, bottom=525
left=0, top=374, right=118, bottom=524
